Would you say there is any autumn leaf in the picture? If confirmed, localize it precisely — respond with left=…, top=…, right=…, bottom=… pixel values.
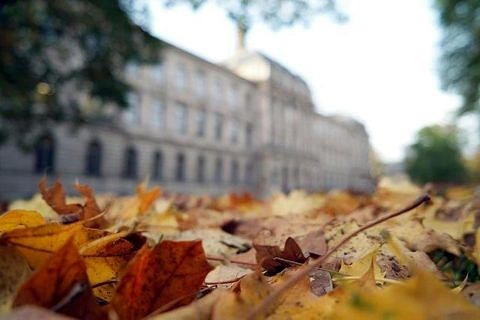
left=1, top=222, right=107, bottom=268
left=13, top=238, right=105, bottom=320
left=111, top=240, right=213, bottom=320
left=0, top=210, right=45, bottom=233
left=0, top=246, right=32, bottom=316
left=136, top=182, right=161, bottom=215
left=254, top=237, right=306, bottom=274
left=39, top=178, right=104, bottom=226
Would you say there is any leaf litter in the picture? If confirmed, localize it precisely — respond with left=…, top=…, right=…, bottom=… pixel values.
left=0, top=179, right=480, bottom=319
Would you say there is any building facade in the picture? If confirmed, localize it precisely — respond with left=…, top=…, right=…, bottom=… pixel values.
left=0, top=40, right=374, bottom=200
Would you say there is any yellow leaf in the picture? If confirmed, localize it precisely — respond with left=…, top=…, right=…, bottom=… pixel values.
left=0, top=210, right=46, bottom=233
left=339, top=246, right=385, bottom=284
left=330, top=269, right=480, bottom=320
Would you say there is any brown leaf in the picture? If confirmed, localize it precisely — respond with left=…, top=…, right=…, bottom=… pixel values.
left=39, top=178, right=104, bottom=227
left=13, top=238, right=105, bottom=320
left=38, top=178, right=82, bottom=216
left=111, top=240, right=213, bottom=320
left=254, top=237, right=306, bottom=274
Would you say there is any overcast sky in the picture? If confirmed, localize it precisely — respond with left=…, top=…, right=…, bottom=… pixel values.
left=147, top=0, right=474, bottom=162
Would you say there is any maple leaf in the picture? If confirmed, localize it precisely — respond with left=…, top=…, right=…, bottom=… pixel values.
left=13, top=238, right=105, bottom=320
left=111, top=240, right=213, bottom=320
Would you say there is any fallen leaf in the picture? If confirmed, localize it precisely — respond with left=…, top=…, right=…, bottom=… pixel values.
left=0, top=246, right=32, bottom=316
left=111, top=240, right=213, bottom=320
left=0, top=210, right=45, bottom=233
left=13, top=238, right=105, bottom=319
left=254, top=237, right=306, bottom=274
left=136, top=183, right=161, bottom=215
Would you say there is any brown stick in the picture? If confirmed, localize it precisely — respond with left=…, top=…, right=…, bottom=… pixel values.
left=246, top=194, right=430, bottom=319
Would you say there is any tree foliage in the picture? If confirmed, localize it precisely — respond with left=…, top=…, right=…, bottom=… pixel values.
left=0, top=0, right=160, bottom=148
left=405, top=125, right=468, bottom=184
left=434, top=0, right=480, bottom=116
left=164, top=0, right=344, bottom=33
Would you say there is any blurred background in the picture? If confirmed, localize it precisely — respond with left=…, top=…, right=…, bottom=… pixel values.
left=0, top=0, right=479, bottom=201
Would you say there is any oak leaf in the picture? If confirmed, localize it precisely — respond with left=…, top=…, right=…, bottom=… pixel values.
left=13, top=238, right=105, bottom=320
left=111, top=240, right=213, bottom=320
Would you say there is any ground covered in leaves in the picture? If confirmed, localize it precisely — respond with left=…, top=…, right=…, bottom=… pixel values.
left=1, top=178, right=480, bottom=319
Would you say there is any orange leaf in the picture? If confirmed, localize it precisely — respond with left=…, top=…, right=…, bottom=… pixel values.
left=13, top=238, right=105, bottom=320
left=112, top=240, right=213, bottom=320
left=136, top=183, right=161, bottom=215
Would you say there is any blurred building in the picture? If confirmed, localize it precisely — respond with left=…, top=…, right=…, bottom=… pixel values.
left=0, top=40, right=374, bottom=199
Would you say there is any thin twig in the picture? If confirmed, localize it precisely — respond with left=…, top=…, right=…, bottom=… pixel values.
left=246, top=194, right=430, bottom=319
left=204, top=275, right=246, bottom=285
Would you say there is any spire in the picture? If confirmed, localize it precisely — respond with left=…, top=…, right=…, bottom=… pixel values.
left=236, top=21, right=248, bottom=51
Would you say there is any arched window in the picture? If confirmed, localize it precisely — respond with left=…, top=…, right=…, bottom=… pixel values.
left=152, top=151, right=163, bottom=181
left=34, top=133, right=55, bottom=174
left=231, top=160, right=239, bottom=184
left=196, top=155, right=205, bottom=183
left=85, top=140, right=102, bottom=177
left=123, top=147, right=137, bottom=179
left=175, top=152, right=185, bottom=182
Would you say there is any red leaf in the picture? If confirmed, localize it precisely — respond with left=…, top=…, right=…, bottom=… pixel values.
left=111, top=240, right=213, bottom=320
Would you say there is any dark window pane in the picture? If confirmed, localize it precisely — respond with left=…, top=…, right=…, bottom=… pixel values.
left=85, top=140, right=102, bottom=177
left=34, top=134, right=55, bottom=174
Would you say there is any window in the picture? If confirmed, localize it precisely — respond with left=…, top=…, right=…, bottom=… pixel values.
left=214, top=78, right=223, bottom=101
left=34, top=134, right=55, bottom=173
left=152, top=151, right=163, bottom=181
left=195, top=109, right=206, bottom=137
left=245, top=123, right=253, bottom=147
left=123, top=147, right=137, bottom=179
left=245, top=162, right=254, bottom=184
left=152, top=63, right=163, bottom=82
left=175, top=152, right=186, bottom=182
left=231, top=160, right=239, bottom=184
left=174, top=102, right=188, bottom=134
left=151, top=100, right=165, bottom=129
left=214, top=157, right=223, bottom=183
left=214, top=113, right=223, bottom=140
left=85, top=140, right=102, bottom=177
left=195, top=70, right=206, bottom=96
left=228, top=85, right=237, bottom=107
left=175, top=64, right=187, bottom=89
left=230, top=119, right=240, bottom=144
left=196, top=155, right=205, bottom=183
left=124, top=92, right=140, bottom=124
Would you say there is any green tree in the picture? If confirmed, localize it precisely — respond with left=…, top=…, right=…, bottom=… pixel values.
left=0, top=0, right=160, bottom=148
left=405, top=125, right=468, bottom=184
left=434, top=0, right=480, bottom=116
